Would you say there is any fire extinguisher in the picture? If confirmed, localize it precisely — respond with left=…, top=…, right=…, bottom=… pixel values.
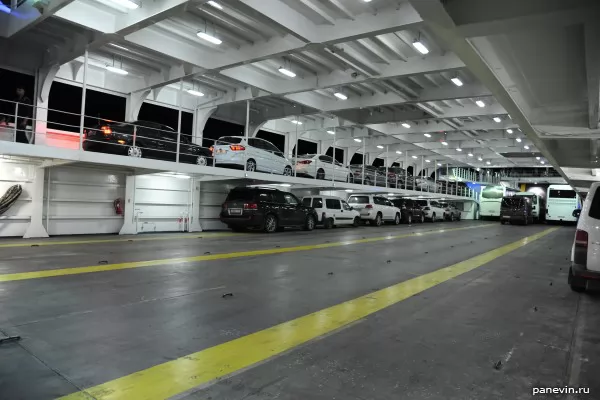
left=114, top=198, right=123, bottom=215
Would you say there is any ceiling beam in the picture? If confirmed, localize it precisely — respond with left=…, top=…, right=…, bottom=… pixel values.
left=1, top=0, right=77, bottom=37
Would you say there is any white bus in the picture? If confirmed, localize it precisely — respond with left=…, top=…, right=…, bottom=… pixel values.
left=479, top=185, right=519, bottom=219
left=546, top=184, right=580, bottom=223
left=515, top=191, right=545, bottom=222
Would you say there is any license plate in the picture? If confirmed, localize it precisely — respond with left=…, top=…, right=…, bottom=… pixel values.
left=229, top=209, right=242, bottom=215
left=216, top=149, right=227, bottom=154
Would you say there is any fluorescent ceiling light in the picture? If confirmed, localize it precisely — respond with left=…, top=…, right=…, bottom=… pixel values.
left=291, top=120, right=302, bottom=125
left=540, top=161, right=545, bottom=164
left=424, top=133, right=431, bottom=138
left=456, top=148, right=462, bottom=152
left=187, top=89, right=204, bottom=97
left=476, top=167, right=480, bottom=171
left=413, top=40, right=429, bottom=55
left=377, top=145, right=384, bottom=149
left=437, top=163, right=442, bottom=166
left=516, top=138, right=522, bottom=142
left=396, top=151, right=402, bottom=154
left=207, top=0, right=222, bottom=9
left=354, top=138, right=362, bottom=142
left=327, top=130, right=335, bottom=135
left=105, top=65, right=128, bottom=75
left=412, top=155, right=418, bottom=159
left=109, top=0, right=139, bottom=9
left=536, top=156, right=540, bottom=160
left=441, top=141, right=448, bottom=146
left=486, top=161, right=491, bottom=165
left=109, top=43, right=129, bottom=51
left=475, top=100, right=485, bottom=108
left=345, top=189, right=353, bottom=192
left=388, top=193, right=395, bottom=196
left=451, top=77, right=463, bottom=87
left=524, top=145, right=530, bottom=150
left=402, top=123, right=411, bottom=128
left=334, top=92, right=348, bottom=100
left=506, top=129, right=513, bottom=134
left=477, top=157, right=483, bottom=161
left=468, top=153, right=473, bottom=157
left=493, top=117, right=502, bottom=123
left=197, top=31, right=222, bottom=45
left=425, top=159, right=431, bottom=163
left=278, top=67, right=296, bottom=78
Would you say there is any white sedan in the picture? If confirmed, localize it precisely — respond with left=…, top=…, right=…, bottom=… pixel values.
left=294, top=154, right=353, bottom=182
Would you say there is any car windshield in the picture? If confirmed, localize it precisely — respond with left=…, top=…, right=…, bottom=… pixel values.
left=348, top=195, right=369, bottom=204
left=226, top=189, right=256, bottom=201
left=302, top=198, right=312, bottom=207
left=298, top=154, right=317, bottom=159
left=501, top=197, right=523, bottom=207
left=217, top=136, right=243, bottom=145
left=415, top=200, right=428, bottom=207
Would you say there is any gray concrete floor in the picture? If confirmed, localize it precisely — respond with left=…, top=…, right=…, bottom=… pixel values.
left=0, top=222, right=597, bottom=400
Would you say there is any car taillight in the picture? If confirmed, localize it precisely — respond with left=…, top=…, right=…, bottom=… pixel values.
left=101, top=126, right=112, bottom=135
left=575, top=229, right=588, bottom=248
left=230, top=145, right=246, bottom=151
left=244, top=202, right=258, bottom=210
left=298, top=160, right=312, bottom=164
left=365, top=204, right=373, bottom=209
left=210, top=146, right=214, bottom=154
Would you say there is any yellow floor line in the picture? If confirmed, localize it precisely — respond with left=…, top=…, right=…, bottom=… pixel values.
left=1, top=224, right=494, bottom=283
left=58, top=227, right=559, bottom=400
left=0, top=232, right=243, bottom=248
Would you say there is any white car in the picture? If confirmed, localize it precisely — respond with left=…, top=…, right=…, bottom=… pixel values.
left=302, top=195, right=360, bottom=228
left=213, top=136, right=293, bottom=175
left=347, top=194, right=401, bottom=226
left=412, top=199, right=446, bottom=222
left=569, top=183, right=597, bottom=292
left=294, top=154, right=353, bottom=182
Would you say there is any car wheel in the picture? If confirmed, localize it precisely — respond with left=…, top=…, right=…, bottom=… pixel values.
left=316, top=169, right=325, bottom=180
left=324, top=217, right=333, bottom=229
left=568, top=268, right=587, bottom=292
left=374, top=213, right=383, bottom=227
left=304, top=214, right=316, bottom=231
left=263, top=214, right=277, bottom=233
left=196, top=155, right=208, bottom=166
left=283, top=166, right=293, bottom=176
left=394, top=213, right=401, bottom=225
left=420, top=214, right=425, bottom=223
left=406, top=214, right=412, bottom=225
left=246, top=159, right=257, bottom=172
left=127, top=146, right=142, bottom=158
left=353, top=216, right=360, bottom=227
left=430, top=213, right=436, bottom=222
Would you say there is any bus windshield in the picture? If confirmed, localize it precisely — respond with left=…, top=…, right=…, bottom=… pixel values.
left=549, top=189, right=576, bottom=199
left=481, top=187, right=505, bottom=199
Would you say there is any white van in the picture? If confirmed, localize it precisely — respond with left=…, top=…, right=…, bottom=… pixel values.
left=302, top=195, right=360, bottom=228
left=547, top=184, right=579, bottom=223
left=213, top=136, right=294, bottom=175
left=569, top=183, right=599, bottom=292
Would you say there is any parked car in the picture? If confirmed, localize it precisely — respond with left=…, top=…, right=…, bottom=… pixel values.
left=220, top=187, right=317, bottom=233
left=213, top=136, right=293, bottom=175
left=294, top=154, right=353, bottom=182
left=569, top=182, right=600, bottom=292
left=378, top=167, right=408, bottom=188
left=500, top=196, right=534, bottom=225
left=348, top=165, right=388, bottom=186
left=302, top=195, right=360, bottom=228
left=83, top=120, right=213, bottom=165
left=412, top=199, right=446, bottom=222
left=390, top=198, right=425, bottom=224
left=347, top=194, right=401, bottom=226
left=439, top=202, right=461, bottom=221
left=414, top=177, right=438, bottom=192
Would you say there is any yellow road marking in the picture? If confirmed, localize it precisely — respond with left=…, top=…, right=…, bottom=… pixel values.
left=58, top=227, right=559, bottom=400
left=1, top=224, right=493, bottom=283
left=0, top=232, right=244, bottom=249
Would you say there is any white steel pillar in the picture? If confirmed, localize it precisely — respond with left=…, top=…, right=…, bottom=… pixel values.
left=79, top=49, right=88, bottom=150
left=192, top=106, right=217, bottom=145
left=119, top=175, right=138, bottom=235
left=125, top=90, right=151, bottom=122
left=23, top=167, right=49, bottom=238
left=188, top=178, right=203, bottom=232
left=176, top=80, right=183, bottom=163
left=33, top=63, right=59, bottom=146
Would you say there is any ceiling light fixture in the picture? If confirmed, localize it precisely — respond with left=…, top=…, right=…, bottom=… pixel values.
left=354, top=138, right=362, bottom=143
left=207, top=0, right=223, bottom=9
left=413, top=40, right=429, bottom=55
left=425, top=159, right=431, bottom=163
left=477, top=156, right=483, bottom=161
left=468, top=153, right=473, bottom=157
left=377, top=145, right=384, bottom=149
left=451, top=77, right=463, bottom=87
left=396, top=151, right=402, bottom=154
left=278, top=67, right=296, bottom=78
left=475, top=100, right=485, bottom=108
left=493, top=117, right=501, bottom=123
left=402, top=123, right=411, bottom=128
left=109, top=0, right=139, bottom=9
left=486, top=161, right=491, bottom=165
left=187, top=89, right=204, bottom=97
left=456, top=148, right=462, bottom=152
left=291, top=120, right=302, bottom=125
left=536, top=156, right=541, bottom=160
left=327, top=130, right=335, bottom=135
left=345, top=189, right=354, bottom=192
left=412, top=155, right=418, bottom=159
left=441, top=141, right=448, bottom=146
left=105, top=65, right=128, bottom=75
left=506, top=129, right=513, bottom=134
left=516, top=138, right=522, bottom=143
left=334, top=92, right=348, bottom=100
left=197, top=31, right=222, bottom=45
left=540, top=161, right=545, bottom=164
left=424, top=133, right=431, bottom=138
left=109, top=43, right=129, bottom=51
left=437, top=163, right=442, bottom=166
left=524, top=145, right=530, bottom=150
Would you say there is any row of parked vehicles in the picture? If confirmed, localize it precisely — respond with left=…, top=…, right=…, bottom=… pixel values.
left=83, top=123, right=464, bottom=192
left=219, top=186, right=463, bottom=233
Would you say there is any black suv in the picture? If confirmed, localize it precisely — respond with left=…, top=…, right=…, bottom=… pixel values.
left=220, top=187, right=318, bottom=233
left=83, top=120, right=213, bottom=166
left=391, top=198, right=425, bottom=224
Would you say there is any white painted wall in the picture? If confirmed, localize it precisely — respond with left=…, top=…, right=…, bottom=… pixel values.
left=0, top=160, right=36, bottom=237
left=198, top=180, right=246, bottom=230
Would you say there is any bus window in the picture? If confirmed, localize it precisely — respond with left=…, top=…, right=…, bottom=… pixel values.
left=481, top=187, right=504, bottom=199
left=548, top=189, right=576, bottom=198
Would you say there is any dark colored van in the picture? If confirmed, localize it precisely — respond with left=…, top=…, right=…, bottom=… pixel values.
left=500, top=196, right=534, bottom=225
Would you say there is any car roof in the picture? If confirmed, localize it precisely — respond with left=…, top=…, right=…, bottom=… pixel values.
left=303, top=195, right=343, bottom=199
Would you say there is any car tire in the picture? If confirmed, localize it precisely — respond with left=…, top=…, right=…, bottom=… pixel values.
left=283, top=166, right=293, bottom=176
left=127, top=146, right=142, bottom=158
left=430, top=213, right=436, bottom=222
left=304, top=214, right=316, bottom=231
left=353, top=216, right=360, bottom=227
left=324, top=217, right=334, bottom=229
left=263, top=214, right=277, bottom=233
left=450, top=214, right=455, bottom=222
left=374, top=213, right=383, bottom=227
left=246, top=159, right=257, bottom=172
left=568, top=268, right=587, bottom=292
left=196, top=156, right=208, bottom=166
left=316, top=169, right=325, bottom=180
left=420, top=214, right=425, bottom=223
left=394, top=213, right=401, bottom=225
left=406, top=214, right=412, bottom=225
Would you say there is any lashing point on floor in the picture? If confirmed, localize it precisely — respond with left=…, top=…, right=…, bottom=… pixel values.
left=98, top=260, right=108, bottom=264
left=222, top=293, right=233, bottom=298
left=549, top=282, right=553, bottom=286
left=0, top=335, right=21, bottom=345
left=328, top=272, right=334, bottom=275
left=533, top=306, right=538, bottom=312
left=31, top=244, right=39, bottom=247
left=493, top=360, right=503, bottom=370
left=204, top=251, right=211, bottom=255
left=386, top=260, right=391, bottom=263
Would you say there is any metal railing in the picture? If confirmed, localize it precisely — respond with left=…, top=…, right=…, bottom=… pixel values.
left=0, top=98, right=478, bottom=199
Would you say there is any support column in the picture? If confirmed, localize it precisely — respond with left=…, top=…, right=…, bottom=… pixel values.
left=125, top=90, right=151, bottom=122
left=119, top=175, right=138, bottom=235
left=23, top=167, right=49, bottom=238
left=188, top=178, right=203, bottom=232
left=33, top=64, right=59, bottom=146
left=192, top=106, right=217, bottom=145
